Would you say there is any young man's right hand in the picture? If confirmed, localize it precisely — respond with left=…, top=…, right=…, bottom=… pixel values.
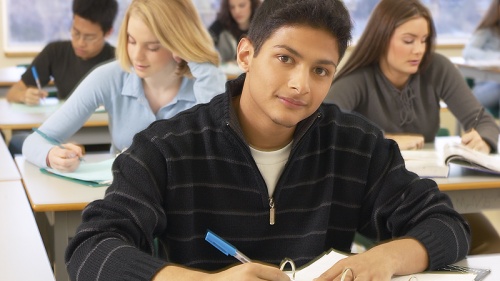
left=24, top=87, right=49, bottom=105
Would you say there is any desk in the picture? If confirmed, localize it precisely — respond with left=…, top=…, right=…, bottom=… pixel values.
left=0, top=136, right=20, bottom=181
left=0, top=180, right=55, bottom=280
left=0, top=98, right=110, bottom=145
left=15, top=154, right=111, bottom=281
left=450, top=57, right=500, bottom=83
left=455, top=254, right=500, bottom=280
left=403, top=137, right=500, bottom=213
left=436, top=166, right=500, bottom=213
left=435, top=137, right=500, bottom=213
left=0, top=66, right=27, bottom=87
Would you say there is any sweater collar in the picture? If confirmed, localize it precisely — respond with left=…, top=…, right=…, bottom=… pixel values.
left=121, top=70, right=193, bottom=103
left=223, top=74, right=320, bottom=149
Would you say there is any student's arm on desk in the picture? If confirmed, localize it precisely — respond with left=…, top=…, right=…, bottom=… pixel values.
left=385, top=133, right=425, bottom=150
left=152, top=263, right=289, bottom=281
left=23, top=131, right=84, bottom=171
left=6, top=80, right=48, bottom=105
left=314, top=239, right=427, bottom=280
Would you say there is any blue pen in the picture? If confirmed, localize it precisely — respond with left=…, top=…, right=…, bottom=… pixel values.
left=31, top=66, right=42, bottom=90
left=205, top=230, right=252, bottom=263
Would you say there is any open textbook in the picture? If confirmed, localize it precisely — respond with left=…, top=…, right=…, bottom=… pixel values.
left=40, top=158, right=114, bottom=187
left=285, top=249, right=482, bottom=281
left=401, top=143, right=500, bottom=178
left=443, top=143, right=500, bottom=175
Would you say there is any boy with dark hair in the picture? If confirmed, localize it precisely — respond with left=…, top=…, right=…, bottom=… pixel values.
left=66, top=0, right=470, bottom=280
left=6, top=0, right=118, bottom=155
left=7, top=0, right=118, bottom=105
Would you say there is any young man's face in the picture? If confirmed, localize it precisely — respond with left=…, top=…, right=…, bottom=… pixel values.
left=238, top=25, right=339, bottom=130
left=71, top=15, right=110, bottom=60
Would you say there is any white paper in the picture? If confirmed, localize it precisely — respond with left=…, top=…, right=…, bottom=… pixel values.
left=286, top=250, right=476, bottom=281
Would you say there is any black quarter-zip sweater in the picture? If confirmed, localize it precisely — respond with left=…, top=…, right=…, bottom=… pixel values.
left=66, top=74, right=470, bottom=281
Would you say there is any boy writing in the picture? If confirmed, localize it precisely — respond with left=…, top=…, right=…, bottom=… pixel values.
left=66, top=0, right=470, bottom=280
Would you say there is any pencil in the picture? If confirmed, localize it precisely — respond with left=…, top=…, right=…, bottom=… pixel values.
left=470, top=107, right=485, bottom=131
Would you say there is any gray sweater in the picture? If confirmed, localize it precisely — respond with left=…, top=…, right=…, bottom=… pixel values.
left=327, top=53, right=500, bottom=151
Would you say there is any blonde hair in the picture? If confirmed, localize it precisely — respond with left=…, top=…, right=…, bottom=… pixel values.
left=116, top=0, right=220, bottom=77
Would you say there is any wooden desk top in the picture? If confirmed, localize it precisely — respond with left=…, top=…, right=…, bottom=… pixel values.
left=435, top=165, right=500, bottom=191
left=15, top=155, right=111, bottom=212
left=0, top=66, right=27, bottom=87
left=0, top=137, right=21, bottom=181
left=0, top=180, right=55, bottom=280
left=0, top=98, right=108, bottom=131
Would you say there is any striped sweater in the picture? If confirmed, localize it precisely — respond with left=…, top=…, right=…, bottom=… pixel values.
left=66, top=75, right=470, bottom=281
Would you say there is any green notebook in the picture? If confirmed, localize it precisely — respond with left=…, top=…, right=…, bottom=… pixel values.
left=40, top=158, right=114, bottom=187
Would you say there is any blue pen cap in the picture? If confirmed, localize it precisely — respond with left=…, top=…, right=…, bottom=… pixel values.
left=31, top=67, right=39, bottom=80
left=205, top=230, right=237, bottom=256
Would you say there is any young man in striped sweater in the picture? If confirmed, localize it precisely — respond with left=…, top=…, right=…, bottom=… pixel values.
left=66, top=0, right=471, bottom=280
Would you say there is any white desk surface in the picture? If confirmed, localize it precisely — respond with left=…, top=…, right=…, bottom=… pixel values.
left=0, top=136, right=20, bottom=181
left=15, top=154, right=111, bottom=212
left=450, top=57, right=500, bottom=84
left=455, top=254, right=500, bottom=280
left=0, top=180, right=55, bottom=281
left=0, top=97, right=108, bottom=130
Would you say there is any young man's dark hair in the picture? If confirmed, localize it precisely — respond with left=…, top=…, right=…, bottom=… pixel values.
left=73, top=0, right=118, bottom=34
left=247, top=0, right=352, bottom=60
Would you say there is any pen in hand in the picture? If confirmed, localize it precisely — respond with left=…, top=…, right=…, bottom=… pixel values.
left=31, top=66, right=42, bottom=90
left=205, top=230, right=252, bottom=263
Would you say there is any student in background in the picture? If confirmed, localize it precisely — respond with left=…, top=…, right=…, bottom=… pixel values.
left=6, top=0, right=118, bottom=105
left=328, top=0, right=499, bottom=153
left=66, top=0, right=470, bottom=280
left=208, top=0, right=261, bottom=62
left=22, top=0, right=226, bottom=173
left=463, top=0, right=500, bottom=117
left=327, top=0, right=500, bottom=254
left=5, top=0, right=118, bottom=156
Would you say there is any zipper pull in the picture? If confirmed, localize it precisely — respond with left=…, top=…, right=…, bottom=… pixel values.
left=269, top=197, right=275, bottom=225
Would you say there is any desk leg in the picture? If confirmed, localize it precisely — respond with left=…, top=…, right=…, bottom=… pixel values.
left=53, top=211, right=82, bottom=281
left=1, top=128, right=12, bottom=144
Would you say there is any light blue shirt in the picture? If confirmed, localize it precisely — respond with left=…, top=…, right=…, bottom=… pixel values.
left=23, top=60, right=227, bottom=168
left=463, top=28, right=500, bottom=60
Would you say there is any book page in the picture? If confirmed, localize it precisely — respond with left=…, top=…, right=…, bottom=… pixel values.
left=286, top=249, right=476, bottom=281
left=444, top=143, right=500, bottom=174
